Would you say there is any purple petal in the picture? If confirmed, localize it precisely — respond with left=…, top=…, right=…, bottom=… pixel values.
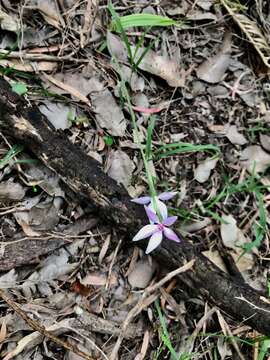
left=164, top=227, right=181, bottom=242
left=131, top=196, right=151, bottom=205
left=163, top=216, right=178, bottom=227
left=133, top=224, right=158, bottom=242
left=156, top=199, right=168, bottom=220
left=144, top=205, right=159, bottom=224
left=149, top=199, right=168, bottom=221
left=158, top=191, right=177, bottom=201
left=146, top=231, right=163, bottom=254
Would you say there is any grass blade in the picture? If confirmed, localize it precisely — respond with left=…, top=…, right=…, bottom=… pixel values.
left=111, top=14, right=178, bottom=30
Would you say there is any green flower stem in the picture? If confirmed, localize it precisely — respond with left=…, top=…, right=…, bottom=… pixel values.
left=121, top=80, right=162, bottom=221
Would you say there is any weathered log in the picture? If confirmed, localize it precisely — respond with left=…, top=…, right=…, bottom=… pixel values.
left=0, top=76, right=270, bottom=335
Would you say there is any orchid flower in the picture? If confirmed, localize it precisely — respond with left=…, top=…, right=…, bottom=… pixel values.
left=131, top=191, right=177, bottom=220
left=133, top=206, right=181, bottom=254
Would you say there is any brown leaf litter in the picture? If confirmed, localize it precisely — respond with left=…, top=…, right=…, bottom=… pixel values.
left=0, top=0, right=270, bottom=359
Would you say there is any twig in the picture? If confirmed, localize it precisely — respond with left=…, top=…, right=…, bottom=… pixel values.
left=0, top=50, right=89, bottom=63
left=80, top=0, right=98, bottom=48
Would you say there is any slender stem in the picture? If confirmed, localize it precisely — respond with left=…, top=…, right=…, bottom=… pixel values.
left=121, top=80, right=162, bottom=220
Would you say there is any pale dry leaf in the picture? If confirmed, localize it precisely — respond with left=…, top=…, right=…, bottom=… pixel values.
left=260, top=134, right=270, bottom=152
left=98, top=234, right=111, bottom=264
left=180, top=218, right=212, bottom=233
left=112, top=63, right=145, bottom=92
left=25, top=163, right=64, bottom=197
left=81, top=272, right=117, bottom=286
left=217, top=337, right=232, bottom=360
left=51, top=72, right=104, bottom=96
left=3, top=319, right=72, bottom=360
left=231, top=251, right=254, bottom=272
left=204, top=245, right=253, bottom=273
left=226, top=125, right=247, bottom=145
left=14, top=197, right=62, bottom=234
left=220, top=214, right=254, bottom=272
left=202, top=250, right=226, bottom=272
left=43, top=73, right=92, bottom=107
left=39, top=101, right=74, bottom=130
left=0, top=269, right=17, bottom=288
left=29, top=0, right=64, bottom=28
left=0, top=59, right=57, bottom=72
left=220, top=214, right=238, bottom=248
left=187, top=10, right=217, bottom=21
left=134, top=330, right=150, bottom=360
left=28, top=197, right=62, bottom=231
left=106, top=150, right=135, bottom=188
left=196, top=0, right=213, bottom=10
left=239, top=91, right=259, bottom=108
left=107, top=32, right=185, bottom=87
left=196, top=33, right=232, bottom=83
left=0, top=318, right=7, bottom=345
left=13, top=211, right=41, bottom=237
left=0, top=180, right=26, bottom=201
left=92, top=89, right=127, bottom=136
left=0, top=9, right=19, bottom=32
left=194, top=157, right=218, bottom=183
left=240, top=145, right=270, bottom=174
left=128, top=259, right=156, bottom=289
left=22, top=241, right=84, bottom=297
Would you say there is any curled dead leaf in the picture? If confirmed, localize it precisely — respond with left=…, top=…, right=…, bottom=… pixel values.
left=194, top=157, right=218, bottom=183
left=196, top=33, right=232, bottom=83
left=240, top=145, right=270, bottom=174
left=107, top=32, right=186, bottom=87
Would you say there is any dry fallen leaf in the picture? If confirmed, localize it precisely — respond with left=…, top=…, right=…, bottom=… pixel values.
left=187, top=10, right=217, bottom=21
left=107, top=32, right=186, bottom=87
left=28, top=0, right=64, bottom=28
left=0, top=269, right=18, bottom=288
left=22, top=241, right=84, bottom=297
left=128, top=259, right=156, bottom=289
left=92, top=89, right=127, bottom=136
left=43, top=73, right=92, bottom=107
left=14, top=197, right=62, bottom=235
left=0, top=9, right=19, bottom=32
left=240, top=145, right=270, bottom=174
left=220, top=214, right=238, bottom=248
left=106, top=150, right=135, bottom=188
left=39, top=102, right=74, bottom=130
left=81, top=272, right=117, bottom=286
left=0, top=180, right=26, bottom=201
left=196, top=33, right=231, bottom=83
left=24, top=163, right=64, bottom=197
left=226, top=125, right=247, bottom=145
left=203, top=250, right=226, bottom=272
left=0, top=59, right=57, bottom=72
left=194, top=157, right=218, bottom=183
left=260, top=134, right=270, bottom=152
left=220, top=214, right=254, bottom=271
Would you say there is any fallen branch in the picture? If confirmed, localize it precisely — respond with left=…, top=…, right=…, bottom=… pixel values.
left=1, top=76, right=270, bottom=336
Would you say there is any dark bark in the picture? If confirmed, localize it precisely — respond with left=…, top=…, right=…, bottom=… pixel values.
left=0, top=76, right=270, bottom=335
left=0, top=217, right=98, bottom=271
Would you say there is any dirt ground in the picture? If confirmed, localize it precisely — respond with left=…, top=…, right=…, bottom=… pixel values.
left=0, top=0, right=270, bottom=359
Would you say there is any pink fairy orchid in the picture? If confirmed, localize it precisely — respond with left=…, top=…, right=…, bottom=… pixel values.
left=133, top=206, right=181, bottom=254
left=131, top=191, right=177, bottom=220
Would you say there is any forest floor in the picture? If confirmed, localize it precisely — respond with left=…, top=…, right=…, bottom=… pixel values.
left=0, top=0, right=270, bottom=359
